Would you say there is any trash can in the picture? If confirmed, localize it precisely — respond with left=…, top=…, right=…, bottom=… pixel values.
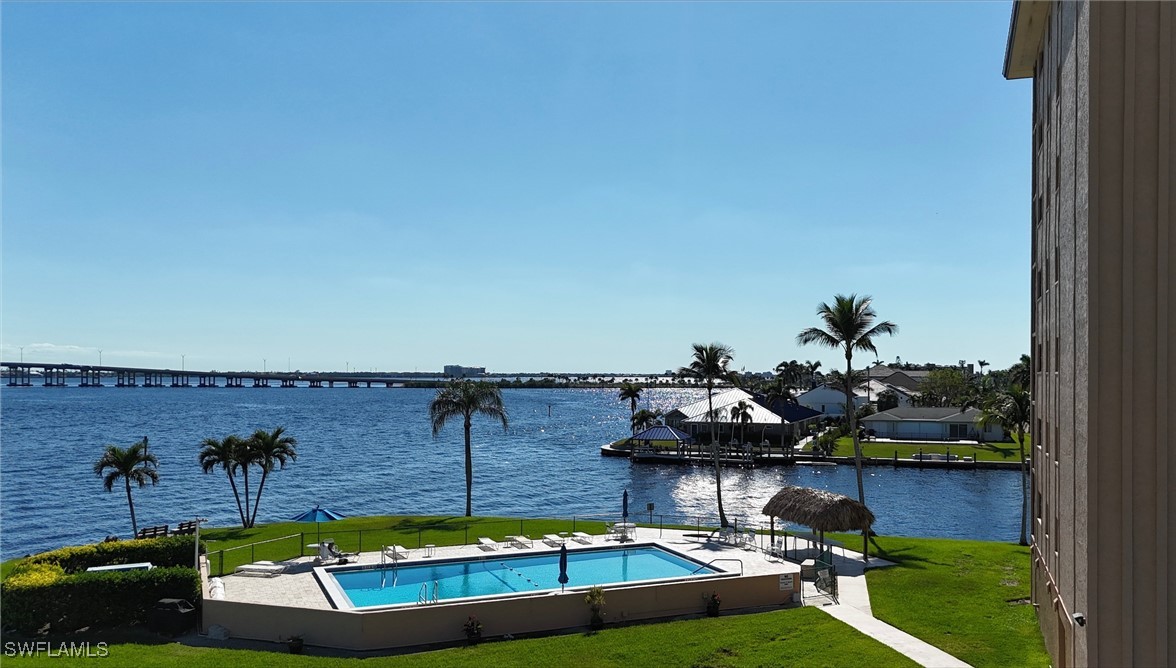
left=150, top=598, right=196, bottom=636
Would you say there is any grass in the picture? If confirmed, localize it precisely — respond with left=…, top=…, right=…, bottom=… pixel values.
left=812, top=437, right=1030, bottom=462
left=0, top=607, right=918, bottom=668
left=2, top=516, right=608, bottom=580
left=830, top=533, right=1049, bottom=668
left=2, top=517, right=1048, bottom=667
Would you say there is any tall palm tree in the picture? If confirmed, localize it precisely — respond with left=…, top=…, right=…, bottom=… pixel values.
left=429, top=380, right=509, bottom=517
left=677, top=342, right=735, bottom=527
left=94, top=438, right=159, bottom=537
left=246, top=427, right=298, bottom=528
left=617, top=383, right=643, bottom=434
left=797, top=294, right=898, bottom=509
left=977, top=359, right=989, bottom=376
left=631, top=408, right=663, bottom=434
left=774, top=360, right=805, bottom=388
left=978, top=385, right=1032, bottom=546
left=198, top=434, right=249, bottom=528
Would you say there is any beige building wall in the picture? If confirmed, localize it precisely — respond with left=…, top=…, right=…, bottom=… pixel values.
left=1005, top=2, right=1173, bottom=666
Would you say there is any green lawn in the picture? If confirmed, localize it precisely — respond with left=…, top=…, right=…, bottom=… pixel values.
left=831, top=533, right=1049, bottom=668
left=2, top=518, right=1048, bottom=667
left=201, top=516, right=606, bottom=577
left=812, top=437, right=1030, bottom=462
left=1, top=607, right=917, bottom=668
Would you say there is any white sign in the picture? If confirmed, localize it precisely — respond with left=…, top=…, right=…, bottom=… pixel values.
left=779, top=574, right=795, bottom=591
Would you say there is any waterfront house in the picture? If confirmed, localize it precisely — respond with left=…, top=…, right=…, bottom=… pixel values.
left=662, top=388, right=818, bottom=445
left=860, top=407, right=1003, bottom=442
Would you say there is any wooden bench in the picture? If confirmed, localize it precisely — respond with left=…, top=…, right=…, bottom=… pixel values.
left=174, top=521, right=197, bottom=535
left=136, top=525, right=169, bottom=539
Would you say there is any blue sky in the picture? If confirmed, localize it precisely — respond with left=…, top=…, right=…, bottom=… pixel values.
left=2, top=2, right=1030, bottom=374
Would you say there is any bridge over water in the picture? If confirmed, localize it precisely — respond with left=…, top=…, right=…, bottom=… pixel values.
left=1, top=362, right=424, bottom=388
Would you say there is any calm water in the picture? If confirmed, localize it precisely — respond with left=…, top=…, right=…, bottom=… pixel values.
left=333, top=546, right=713, bottom=607
left=0, top=386, right=1020, bottom=559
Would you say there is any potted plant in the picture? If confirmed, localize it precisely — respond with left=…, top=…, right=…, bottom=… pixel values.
left=584, top=585, right=606, bottom=630
left=463, top=615, right=483, bottom=645
left=706, top=592, right=721, bottom=617
left=285, top=635, right=304, bottom=654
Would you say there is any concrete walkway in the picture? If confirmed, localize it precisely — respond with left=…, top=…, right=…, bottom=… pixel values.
left=803, top=543, right=973, bottom=668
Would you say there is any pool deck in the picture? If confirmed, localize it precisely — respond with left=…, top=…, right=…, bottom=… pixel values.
left=218, top=526, right=805, bottom=610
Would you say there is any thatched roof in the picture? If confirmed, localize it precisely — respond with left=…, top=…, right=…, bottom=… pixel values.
left=761, top=485, right=875, bottom=532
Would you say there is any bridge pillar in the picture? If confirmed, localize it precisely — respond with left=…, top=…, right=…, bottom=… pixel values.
left=171, top=373, right=191, bottom=387
left=309, top=380, right=323, bottom=388
left=280, top=378, right=296, bottom=388
left=329, top=381, right=335, bottom=388
left=43, top=368, right=67, bottom=387
left=347, top=381, right=359, bottom=388
left=116, top=371, right=138, bottom=387
left=252, top=378, right=270, bottom=388
left=226, top=376, right=243, bottom=388
left=7, top=365, right=33, bottom=386
left=198, top=375, right=216, bottom=387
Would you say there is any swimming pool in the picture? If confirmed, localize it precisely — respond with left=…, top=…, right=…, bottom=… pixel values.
left=321, top=544, right=721, bottom=609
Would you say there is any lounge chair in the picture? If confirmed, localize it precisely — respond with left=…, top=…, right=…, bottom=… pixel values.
left=741, top=529, right=757, bottom=551
left=234, top=561, right=288, bottom=577
left=572, top=532, right=593, bottom=545
left=478, top=537, right=499, bottom=551
left=542, top=534, right=566, bottom=547
left=605, top=523, right=620, bottom=541
left=383, top=545, right=411, bottom=561
left=507, top=535, right=533, bottom=549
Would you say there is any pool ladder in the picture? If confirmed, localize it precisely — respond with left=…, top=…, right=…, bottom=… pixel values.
left=417, top=580, right=439, bottom=605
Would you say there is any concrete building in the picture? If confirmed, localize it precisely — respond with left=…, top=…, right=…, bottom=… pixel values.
left=1004, top=2, right=1173, bottom=666
left=442, top=365, right=486, bottom=378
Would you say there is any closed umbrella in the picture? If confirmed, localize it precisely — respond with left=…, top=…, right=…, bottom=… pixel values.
left=622, top=490, right=630, bottom=542
left=558, top=544, right=569, bottom=592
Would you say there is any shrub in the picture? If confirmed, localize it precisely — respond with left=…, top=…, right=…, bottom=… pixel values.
left=1, top=566, right=200, bottom=634
left=25, top=536, right=202, bottom=573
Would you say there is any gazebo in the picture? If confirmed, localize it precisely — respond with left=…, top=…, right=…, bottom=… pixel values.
left=761, top=485, right=876, bottom=561
left=626, top=425, right=692, bottom=450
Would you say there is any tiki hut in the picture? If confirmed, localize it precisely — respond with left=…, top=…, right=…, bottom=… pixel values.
left=761, top=485, right=876, bottom=561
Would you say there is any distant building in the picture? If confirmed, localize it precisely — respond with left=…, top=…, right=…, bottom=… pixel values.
left=442, top=365, right=486, bottom=378
left=1005, top=2, right=1173, bottom=666
left=662, top=388, right=820, bottom=445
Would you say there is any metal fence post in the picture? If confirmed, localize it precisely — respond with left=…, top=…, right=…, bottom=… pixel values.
left=359, top=530, right=364, bottom=554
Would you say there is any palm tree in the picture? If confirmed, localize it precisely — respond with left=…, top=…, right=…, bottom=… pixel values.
left=804, top=360, right=823, bottom=389
left=677, top=342, right=735, bottom=527
left=730, top=400, right=754, bottom=445
left=198, top=434, right=249, bottom=527
left=1008, top=353, right=1032, bottom=389
left=977, top=359, right=989, bottom=376
left=246, top=427, right=298, bottom=528
left=617, top=383, right=643, bottom=434
left=631, top=408, right=663, bottom=434
left=978, top=385, right=1032, bottom=546
left=797, top=294, right=898, bottom=508
left=93, top=438, right=159, bottom=537
left=429, top=380, right=509, bottom=517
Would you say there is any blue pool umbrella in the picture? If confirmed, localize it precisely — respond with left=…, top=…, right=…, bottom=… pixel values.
left=558, top=544, right=569, bottom=592
left=290, top=504, right=346, bottom=523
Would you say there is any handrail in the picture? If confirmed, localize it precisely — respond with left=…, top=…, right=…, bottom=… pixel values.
left=431, top=580, right=439, bottom=603
left=212, top=533, right=302, bottom=553
left=417, top=583, right=428, bottom=605
left=691, top=558, right=743, bottom=576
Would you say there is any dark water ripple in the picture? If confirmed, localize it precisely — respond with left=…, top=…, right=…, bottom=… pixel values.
left=0, top=386, right=1020, bottom=559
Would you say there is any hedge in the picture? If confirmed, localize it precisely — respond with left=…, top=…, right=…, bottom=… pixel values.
left=1, top=566, right=201, bottom=634
left=24, top=536, right=203, bottom=574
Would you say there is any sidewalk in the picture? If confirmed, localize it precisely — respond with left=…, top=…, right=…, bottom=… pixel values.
left=804, top=545, right=973, bottom=668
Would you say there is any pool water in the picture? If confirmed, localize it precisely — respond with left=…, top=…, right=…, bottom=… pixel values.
left=329, top=545, right=717, bottom=608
